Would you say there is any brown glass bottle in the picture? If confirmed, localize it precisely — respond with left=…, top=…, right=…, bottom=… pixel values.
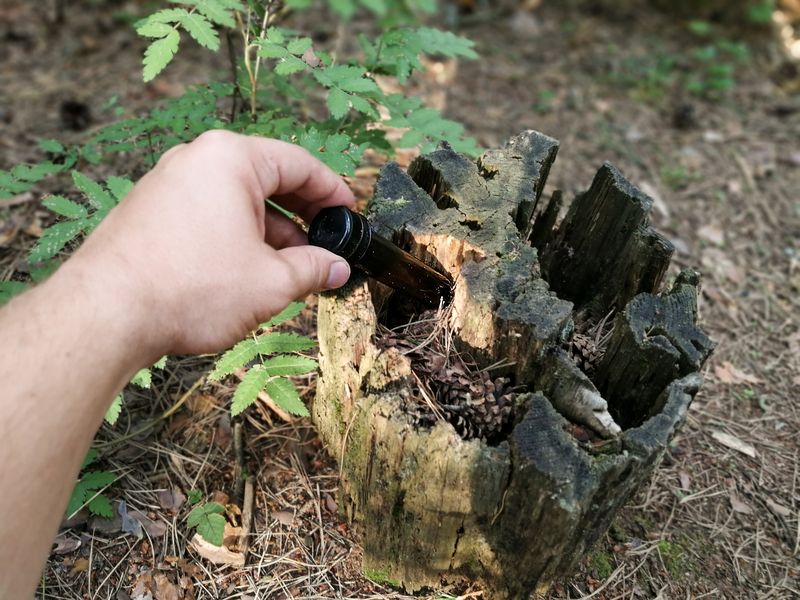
left=308, top=206, right=453, bottom=307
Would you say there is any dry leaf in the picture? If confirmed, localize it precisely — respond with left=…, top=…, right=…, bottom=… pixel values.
left=158, top=488, right=186, bottom=513
left=729, top=491, right=753, bottom=514
left=272, top=510, right=294, bottom=526
left=70, top=557, right=90, bottom=575
left=678, top=471, right=691, bottom=491
left=697, top=224, right=725, bottom=246
left=714, top=361, right=762, bottom=385
left=766, top=498, right=792, bottom=518
left=153, top=574, right=182, bottom=600
left=223, top=522, right=243, bottom=549
left=324, top=493, right=337, bottom=514
left=52, top=532, right=81, bottom=555
left=189, top=534, right=245, bottom=567
left=711, top=430, right=757, bottom=458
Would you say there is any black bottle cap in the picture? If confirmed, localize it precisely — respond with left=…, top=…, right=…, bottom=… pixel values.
left=308, top=206, right=372, bottom=264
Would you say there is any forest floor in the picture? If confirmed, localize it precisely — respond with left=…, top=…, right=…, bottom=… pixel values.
left=1, top=1, right=799, bottom=599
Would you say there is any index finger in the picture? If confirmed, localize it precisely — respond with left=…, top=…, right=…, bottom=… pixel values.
left=244, top=137, right=356, bottom=222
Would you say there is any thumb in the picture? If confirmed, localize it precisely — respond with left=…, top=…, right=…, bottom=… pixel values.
left=274, top=245, right=351, bottom=300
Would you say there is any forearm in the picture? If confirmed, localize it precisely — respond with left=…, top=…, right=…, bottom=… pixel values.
left=0, top=255, right=158, bottom=599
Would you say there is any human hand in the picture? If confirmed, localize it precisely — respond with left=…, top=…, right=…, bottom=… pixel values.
left=66, top=130, right=354, bottom=358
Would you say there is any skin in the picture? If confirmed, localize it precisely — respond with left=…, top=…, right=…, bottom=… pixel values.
left=0, top=131, right=354, bottom=598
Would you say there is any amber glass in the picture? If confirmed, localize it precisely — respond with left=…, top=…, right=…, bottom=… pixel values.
left=308, top=206, right=452, bottom=307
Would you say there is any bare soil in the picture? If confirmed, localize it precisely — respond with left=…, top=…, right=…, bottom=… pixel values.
left=1, top=1, right=798, bottom=599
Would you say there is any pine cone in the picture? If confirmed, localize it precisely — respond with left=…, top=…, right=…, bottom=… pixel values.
left=570, top=332, right=599, bottom=375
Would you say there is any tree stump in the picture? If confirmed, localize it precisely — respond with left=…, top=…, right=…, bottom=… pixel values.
left=313, top=131, right=714, bottom=598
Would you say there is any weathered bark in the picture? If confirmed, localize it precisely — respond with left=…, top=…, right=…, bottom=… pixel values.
left=313, top=131, right=714, bottom=598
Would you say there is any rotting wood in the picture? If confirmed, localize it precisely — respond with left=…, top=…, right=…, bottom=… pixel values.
left=313, top=131, right=714, bottom=598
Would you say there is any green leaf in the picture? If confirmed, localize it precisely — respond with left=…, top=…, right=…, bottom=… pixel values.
left=274, top=55, right=307, bottom=75
left=66, top=482, right=88, bottom=517
left=187, top=502, right=226, bottom=545
left=42, top=195, right=87, bottom=219
left=106, top=176, right=134, bottom=201
left=350, top=94, right=377, bottom=118
left=416, top=27, right=478, bottom=59
left=131, top=368, right=152, bottom=388
left=38, top=139, right=65, bottom=154
left=266, top=26, right=285, bottom=44
left=29, top=219, right=87, bottom=263
left=180, top=12, right=219, bottom=50
left=258, top=42, right=288, bottom=59
left=196, top=0, right=238, bottom=27
left=153, top=356, right=168, bottom=369
left=210, top=333, right=314, bottom=380
left=147, top=8, right=189, bottom=24
left=0, top=281, right=27, bottom=305
left=261, top=354, right=317, bottom=377
left=81, top=450, right=99, bottom=469
left=187, top=489, right=202, bottom=505
left=327, top=88, right=350, bottom=119
left=329, top=0, right=356, bottom=19
left=87, top=494, right=114, bottom=518
left=72, top=171, right=115, bottom=212
left=287, top=37, right=312, bottom=56
left=80, top=471, right=117, bottom=489
left=688, top=20, right=712, bottom=35
left=264, top=377, right=308, bottom=416
left=143, top=29, right=181, bottom=82
left=230, top=364, right=270, bottom=415
left=137, top=21, right=175, bottom=38
left=260, top=301, right=304, bottom=328
left=105, top=394, right=123, bottom=425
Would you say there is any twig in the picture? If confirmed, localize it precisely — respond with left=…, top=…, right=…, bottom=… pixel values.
left=239, top=476, right=255, bottom=556
left=233, top=420, right=246, bottom=503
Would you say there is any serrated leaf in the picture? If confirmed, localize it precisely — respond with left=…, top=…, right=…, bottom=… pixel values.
left=416, top=27, right=478, bottom=60
left=260, top=301, right=304, bottom=328
left=264, top=377, right=308, bottom=416
left=105, top=394, right=123, bottom=425
left=258, top=42, right=288, bottom=58
left=196, top=0, right=237, bottom=27
left=274, top=55, right=307, bottom=75
left=180, top=12, right=219, bottom=50
left=266, top=26, right=285, bottom=44
left=287, top=37, right=312, bottom=56
left=137, top=21, right=175, bottom=37
left=325, top=133, right=350, bottom=153
left=72, top=171, right=115, bottom=211
left=210, top=333, right=314, bottom=379
left=147, top=8, right=189, bottom=24
left=66, top=482, right=88, bottom=517
left=81, top=471, right=117, bottom=490
left=42, top=195, right=87, bottom=219
left=153, top=356, right=168, bottom=369
left=13, top=161, right=63, bottom=183
left=0, top=281, right=27, bottom=305
left=38, top=139, right=65, bottom=154
left=106, top=176, right=134, bottom=201
left=143, top=29, right=180, bottom=82
left=131, top=368, right=152, bottom=388
left=88, top=494, right=114, bottom=517
left=349, top=94, right=377, bottom=118
left=327, top=88, right=350, bottom=118
left=230, top=364, right=271, bottom=415
left=261, top=354, right=317, bottom=377
left=29, top=219, right=87, bottom=263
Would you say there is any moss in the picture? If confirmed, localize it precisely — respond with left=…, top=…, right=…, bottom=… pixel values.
left=364, top=567, right=400, bottom=587
left=589, top=550, right=614, bottom=579
left=657, top=539, right=685, bottom=578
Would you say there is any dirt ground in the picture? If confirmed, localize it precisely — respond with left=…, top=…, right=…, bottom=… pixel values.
left=1, top=1, right=799, bottom=599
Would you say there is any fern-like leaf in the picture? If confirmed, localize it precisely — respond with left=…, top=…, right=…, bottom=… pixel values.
left=264, top=376, right=308, bottom=416
left=230, top=364, right=271, bottom=415
left=180, top=12, right=219, bottom=50
left=260, top=301, right=304, bottom=328
left=261, top=354, right=317, bottom=377
left=105, top=394, right=123, bottom=425
left=72, top=171, right=115, bottom=212
left=29, top=219, right=86, bottom=264
left=143, top=29, right=181, bottom=82
left=210, top=332, right=315, bottom=380
left=41, top=195, right=87, bottom=219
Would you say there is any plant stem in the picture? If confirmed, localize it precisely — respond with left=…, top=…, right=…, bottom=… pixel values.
left=250, top=0, right=275, bottom=118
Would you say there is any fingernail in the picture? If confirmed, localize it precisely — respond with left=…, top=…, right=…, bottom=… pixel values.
left=325, top=260, right=350, bottom=289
